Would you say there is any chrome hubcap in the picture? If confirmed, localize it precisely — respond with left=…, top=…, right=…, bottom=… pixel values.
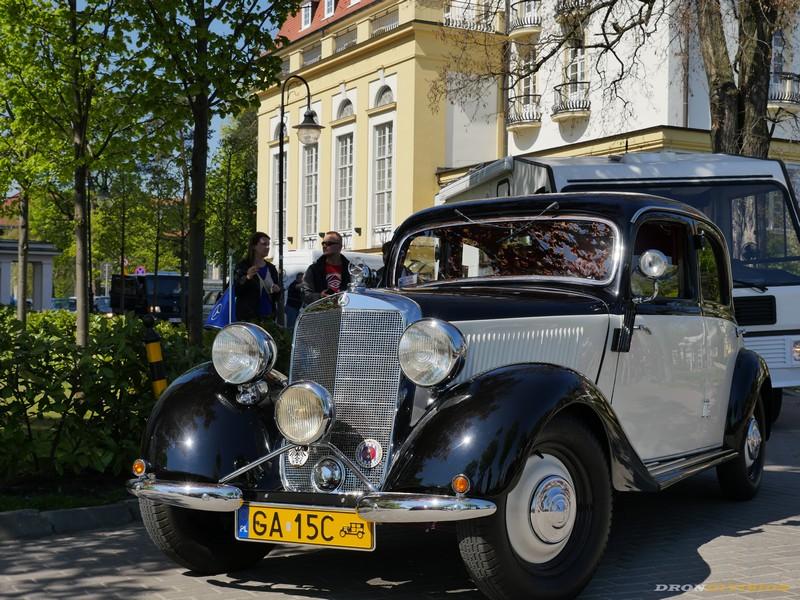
left=506, top=453, right=577, bottom=564
left=744, top=416, right=762, bottom=469
left=530, top=475, right=574, bottom=544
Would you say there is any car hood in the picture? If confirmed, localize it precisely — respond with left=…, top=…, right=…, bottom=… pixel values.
left=389, top=285, right=610, bottom=322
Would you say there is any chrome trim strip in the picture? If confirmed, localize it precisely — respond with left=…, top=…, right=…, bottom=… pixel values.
left=646, top=448, right=736, bottom=478
left=219, top=444, right=291, bottom=484
left=127, top=479, right=243, bottom=512
left=630, top=205, right=702, bottom=224
left=356, top=492, right=496, bottom=523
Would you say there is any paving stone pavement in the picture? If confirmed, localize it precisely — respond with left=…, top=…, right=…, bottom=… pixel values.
left=1, top=396, right=798, bottom=600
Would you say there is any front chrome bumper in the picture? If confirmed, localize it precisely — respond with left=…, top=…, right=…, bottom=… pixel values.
left=127, top=478, right=496, bottom=522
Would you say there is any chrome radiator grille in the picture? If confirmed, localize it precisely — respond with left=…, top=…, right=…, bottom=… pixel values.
left=283, top=307, right=405, bottom=492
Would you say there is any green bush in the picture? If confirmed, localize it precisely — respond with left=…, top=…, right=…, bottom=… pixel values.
left=0, top=309, right=293, bottom=483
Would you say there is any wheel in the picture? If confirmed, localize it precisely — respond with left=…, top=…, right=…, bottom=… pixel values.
left=140, top=499, right=270, bottom=574
left=716, top=397, right=766, bottom=501
left=357, top=530, right=364, bottom=539
left=456, top=416, right=612, bottom=600
left=340, top=528, right=346, bottom=537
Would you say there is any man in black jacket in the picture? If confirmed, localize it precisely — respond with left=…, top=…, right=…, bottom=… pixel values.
left=301, top=231, right=350, bottom=306
left=234, top=232, right=281, bottom=321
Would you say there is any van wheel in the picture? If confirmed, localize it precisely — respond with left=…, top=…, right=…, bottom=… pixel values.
left=140, top=499, right=270, bottom=574
left=456, top=416, right=612, bottom=600
left=717, top=398, right=766, bottom=501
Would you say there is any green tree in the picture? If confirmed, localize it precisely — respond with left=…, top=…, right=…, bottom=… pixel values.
left=131, top=0, right=298, bottom=344
left=0, top=0, right=149, bottom=345
left=206, top=108, right=259, bottom=285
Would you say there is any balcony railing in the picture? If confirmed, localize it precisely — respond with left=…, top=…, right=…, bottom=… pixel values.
left=370, top=9, right=399, bottom=38
left=555, top=0, right=591, bottom=16
left=444, top=0, right=496, bottom=32
left=552, top=82, right=590, bottom=116
left=373, top=224, right=393, bottom=246
left=302, top=45, right=321, bottom=67
left=335, top=28, right=357, bottom=53
left=508, top=0, right=541, bottom=33
left=769, top=72, right=800, bottom=106
left=507, top=93, right=542, bottom=126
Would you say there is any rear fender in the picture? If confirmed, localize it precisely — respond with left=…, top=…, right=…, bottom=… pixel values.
left=383, top=363, right=656, bottom=498
left=727, top=349, right=772, bottom=443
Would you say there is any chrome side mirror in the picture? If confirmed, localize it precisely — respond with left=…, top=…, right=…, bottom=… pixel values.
left=634, top=249, right=669, bottom=304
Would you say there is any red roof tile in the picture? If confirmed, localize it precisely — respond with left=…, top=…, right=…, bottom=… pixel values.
left=279, top=0, right=381, bottom=43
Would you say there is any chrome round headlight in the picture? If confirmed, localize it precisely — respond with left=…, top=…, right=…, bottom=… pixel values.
left=211, top=323, right=277, bottom=384
left=398, top=319, right=466, bottom=387
left=275, top=382, right=334, bottom=445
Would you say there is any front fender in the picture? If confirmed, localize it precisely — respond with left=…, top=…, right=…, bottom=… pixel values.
left=140, top=362, right=284, bottom=488
left=726, top=349, right=771, bottom=444
left=383, top=363, right=655, bottom=498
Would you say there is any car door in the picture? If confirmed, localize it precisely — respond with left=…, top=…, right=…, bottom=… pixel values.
left=612, top=215, right=707, bottom=461
left=696, top=223, right=738, bottom=448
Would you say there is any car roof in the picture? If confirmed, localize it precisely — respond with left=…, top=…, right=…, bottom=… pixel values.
left=396, top=192, right=709, bottom=237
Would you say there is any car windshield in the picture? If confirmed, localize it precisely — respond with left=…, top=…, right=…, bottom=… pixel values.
left=396, top=217, right=617, bottom=288
left=571, top=181, right=800, bottom=288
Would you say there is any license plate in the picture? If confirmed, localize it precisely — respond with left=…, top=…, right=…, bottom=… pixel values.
left=235, top=503, right=375, bottom=551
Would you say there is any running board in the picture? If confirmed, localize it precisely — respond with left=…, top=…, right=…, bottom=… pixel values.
left=645, top=448, right=738, bottom=490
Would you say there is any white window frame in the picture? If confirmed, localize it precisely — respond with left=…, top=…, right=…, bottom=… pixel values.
left=369, top=113, right=395, bottom=246
left=301, top=143, right=319, bottom=246
left=271, top=148, right=288, bottom=248
left=324, top=0, right=335, bottom=18
left=301, top=2, right=312, bottom=29
left=335, top=132, right=354, bottom=233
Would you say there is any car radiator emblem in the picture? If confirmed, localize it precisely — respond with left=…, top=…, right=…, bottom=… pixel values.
left=287, top=446, right=310, bottom=467
left=356, top=439, right=383, bottom=469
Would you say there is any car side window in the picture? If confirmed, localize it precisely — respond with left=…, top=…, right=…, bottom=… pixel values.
left=698, top=229, right=730, bottom=306
left=631, top=220, right=693, bottom=301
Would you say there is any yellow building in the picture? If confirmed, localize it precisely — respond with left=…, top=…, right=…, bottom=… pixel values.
left=256, top=0, right=504, bottom=253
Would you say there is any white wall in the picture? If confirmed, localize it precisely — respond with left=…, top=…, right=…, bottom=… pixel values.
left=445, top=77, right=498, bottom=167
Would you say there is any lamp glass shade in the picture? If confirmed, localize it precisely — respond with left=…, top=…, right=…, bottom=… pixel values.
left=294, top=110, right=323, bottom=144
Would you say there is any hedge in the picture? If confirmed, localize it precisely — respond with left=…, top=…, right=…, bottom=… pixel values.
left=0, top=308, right=290, bottom=482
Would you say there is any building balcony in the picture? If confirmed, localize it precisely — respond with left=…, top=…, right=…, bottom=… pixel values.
left=551, top=82, right=590, bottom=121
left=370, top=9, right=400, bottom=38
left=555, top=0, right=591, bottom=19
left=768, top=72, right=800, bottom=113
left=443, top=0, right=497, bottom=33
left=507, top=93, right=542, bottom=130
left=507, top=0, right=541, bottom=39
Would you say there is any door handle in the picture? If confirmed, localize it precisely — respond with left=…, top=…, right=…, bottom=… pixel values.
left=632, top=324, right=652, bottom=335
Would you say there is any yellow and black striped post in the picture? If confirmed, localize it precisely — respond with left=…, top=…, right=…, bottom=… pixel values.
left=142, top=315, right=167, bottom=399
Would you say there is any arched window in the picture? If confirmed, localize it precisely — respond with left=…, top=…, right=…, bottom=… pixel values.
left=375, top=86, right=394, bottom=107
left=337, top=99, right=354, bottom=119
left=273, top=121, right=285, bottom=140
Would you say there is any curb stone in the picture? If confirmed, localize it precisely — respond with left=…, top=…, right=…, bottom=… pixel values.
left=0, top=498, right=141, bottom=541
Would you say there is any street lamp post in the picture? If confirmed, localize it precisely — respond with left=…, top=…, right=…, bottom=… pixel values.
left=278, top=75, right=324, bottom=304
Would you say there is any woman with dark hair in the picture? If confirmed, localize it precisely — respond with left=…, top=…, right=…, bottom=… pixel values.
left=234, top=232, right=281, bottom=321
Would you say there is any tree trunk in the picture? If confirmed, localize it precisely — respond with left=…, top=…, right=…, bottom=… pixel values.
left=738, top=0, right=777, bottom=158
left=187, top=95, right=209, bottom=345
left=74, top=160, right=89, bottom=346
left=16, top=189, right=29, bottom=326
left=696, top=0, right=740, bottom=153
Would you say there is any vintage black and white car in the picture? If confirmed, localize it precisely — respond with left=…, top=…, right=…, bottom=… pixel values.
left=129, top=193, right=774, bottom=600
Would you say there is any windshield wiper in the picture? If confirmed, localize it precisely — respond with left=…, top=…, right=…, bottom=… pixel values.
left=732, top=278, right=767, bottom=292
left=497, top=201, right=560, bottom=245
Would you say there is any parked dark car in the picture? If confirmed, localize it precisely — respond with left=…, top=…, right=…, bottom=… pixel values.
left=110, top=273, right=186, bottom=322
left=128, top=194, right=773, bottom=599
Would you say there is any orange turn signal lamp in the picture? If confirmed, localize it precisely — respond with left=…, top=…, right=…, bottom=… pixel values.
left=132, top=458, right=148, bottom=477
left=451, top=474, right=470, bottom=495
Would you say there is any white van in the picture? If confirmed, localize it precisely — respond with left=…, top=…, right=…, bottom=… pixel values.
left=438, top=152, right=800, bottom=418
left=274, top=248, right=384, bottom=291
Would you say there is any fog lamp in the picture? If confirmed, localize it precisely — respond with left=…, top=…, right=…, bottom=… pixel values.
left=275, top=382, right=334, bottom=445
left=792, top=340, right=800, bottom=362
